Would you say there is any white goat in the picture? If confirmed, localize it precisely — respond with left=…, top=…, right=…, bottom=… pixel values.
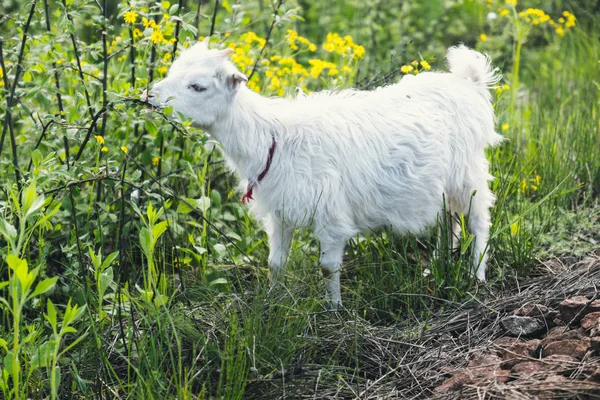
left=146, top=38, right=502, bottom=308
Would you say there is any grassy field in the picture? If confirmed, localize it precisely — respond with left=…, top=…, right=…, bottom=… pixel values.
left=0, top=0, right=599, bottom=398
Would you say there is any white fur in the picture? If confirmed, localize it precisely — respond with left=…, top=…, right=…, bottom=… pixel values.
left=147, top=42, right=502, bottom=308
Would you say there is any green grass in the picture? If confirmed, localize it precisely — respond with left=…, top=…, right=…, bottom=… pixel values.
left=0, top=0, right=599, bottom=398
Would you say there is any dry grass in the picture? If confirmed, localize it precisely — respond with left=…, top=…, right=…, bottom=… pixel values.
left=241, top=253, right=600, bottom=399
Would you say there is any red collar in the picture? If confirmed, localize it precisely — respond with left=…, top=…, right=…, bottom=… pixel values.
left=241, top=135, right=277, bottom=204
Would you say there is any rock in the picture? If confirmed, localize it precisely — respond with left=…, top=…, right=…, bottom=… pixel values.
left=494, top=338, right=541, bottom=368
left=512, top=361, right=545, bottom=377
left=586, top=368, right=600, bottom=383
left=467, top=353, right=502, bottom=369
left=501, top=315, right=547, bottom=337
left=591, top=337, right=600, bottom=353
left=542, top=339, right=591, bottom=360
left=581, top=312, right=600, bottom=330
left=544, top=374, right=569, bottom=384
left=493, top=369, right=511, bottom=384
left=543, top=354, right=579, bottom=364
left=558, top=296, right=600, bottom=324
left=541, top=326, right=585, bottom=347
left=434, top=371, right=471, bottom=393
left=512, top=304, right=557, bottom=320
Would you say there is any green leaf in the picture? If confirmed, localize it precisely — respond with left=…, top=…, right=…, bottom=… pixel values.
left=139, top=227, right=152, bottom=256
left=31, top=149, right=43, bottom=168
left=31, top=276, right=58, bottom=298
left=196, top=196, right=211, bottom=213
left=152, top=221, right=169, bottom=242
left=22, top=181, right=38, bottom=216
left=176, top=199, right=193, bottom=215
left=60, top=326, right=77, bottom=334
left=101, top=251, right=119, bottom=271
left=53, top=365, right=61, bottom=395
left=0, top=338, right=7, bottom=352
left=25, top=193, right=45, bottom=219
left=0, top=218, right=18, bottom=245
left=222, top=0, right=232, bottom=13
left=144, top=120, right=158, bottom=136
left=30, top=341, right=56, bottom=369
left=46, top=299, right=57, bottom=332
left=209, top=278, right=228, bottom=286
left=0, top=281, right=7, bottom=290
left=63, top=302, right=86, bottom=327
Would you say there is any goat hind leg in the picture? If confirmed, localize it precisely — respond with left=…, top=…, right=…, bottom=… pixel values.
left=320, top=240, right=345, bottom=310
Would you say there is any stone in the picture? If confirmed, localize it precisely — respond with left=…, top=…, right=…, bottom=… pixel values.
left=541, top=326, right=585, bottom=347
left=434, top=371, right=471, bottom=393
left=494, top=338, right=541, bottom=368
left=467, top=353, right=502, bottom=369
left=581, top=312, right=600, bottom=330
left=544, top=374, right=568, bottom=384
left=558, top=296, right=600, bottom=324
left=591, top=337, right=600, bottom=353
left=501, top=315, right=547, bottom=337
left=543, top=354, right=579, bottom=364
left=542, top=339, right=591, bottom=360
left=512, top=361, right=545, bottom=377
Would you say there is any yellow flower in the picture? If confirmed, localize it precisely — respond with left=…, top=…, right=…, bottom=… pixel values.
left=500, top=9, right=509, bottom=17
left=142, top=17, right=156, bottom=29
left=510, top=220, right=520, bottom=236
left=150, top=28, right=165, bottom=44
left=411, top=60, right=419, bottom=67
left=124, top=11, right=138, bottom=24
left=94, top=135, right=105, bottom=144
left=420, top=60, right=431, bottom=70
left=133, top=28, right=143, bottom=38
left=152, top=156, right=160, bottom=166
left=101, top=146, right=108, bottom=153
left=400, top=65, right=414, bottom=74
left=505, top=0, right=517, bottom=6
left=121, top=146, right=128, bottom=154
left=479, top=33, right=488, bottom=42
left=520, top=179, right=527, bottom=193
left=496, top=87, right=503, bottom=94
left=343, top=65, right=352, bottom=73
left=328, top=68, right=339, bottom=76
left=535, top=175, right=541, bottom=185
left=353, top=45, right=365, bottom=59
left=556, top=27, right=565, bottom=36
left=502, top=123, right=509, bottom=131
left=502, top=84, right=510, bottom=90
left=157, top=66, right=168, bottom=74
left=308, top=43, right=316, bottom=52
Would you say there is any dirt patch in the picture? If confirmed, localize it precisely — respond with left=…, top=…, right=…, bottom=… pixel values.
left=246, top=254, right=600, bottom=399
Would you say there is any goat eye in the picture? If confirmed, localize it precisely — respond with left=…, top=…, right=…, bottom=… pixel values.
left=189, top=84, right=206, bottom=93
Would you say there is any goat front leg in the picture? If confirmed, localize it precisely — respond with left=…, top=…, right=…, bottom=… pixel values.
left=266, top=215, right=293, bottom=279
left=319, top=240, right=345, bottom=310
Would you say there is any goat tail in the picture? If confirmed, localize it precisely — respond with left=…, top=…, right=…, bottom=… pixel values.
left=447, top=45, right=501, bottom=89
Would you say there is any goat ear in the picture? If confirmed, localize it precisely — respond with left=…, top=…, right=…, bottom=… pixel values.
left=226, top=71, right=248, bottom=92
left=193, top=36, right=211, bottom=51
left=218, top=48, right=234, bottom=58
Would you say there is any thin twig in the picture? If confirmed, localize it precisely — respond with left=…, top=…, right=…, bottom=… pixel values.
left=73, top=106, right=108, bottom=164
left=0, top=1, right=37, bottom=192
left=195, top=0, right=204, bottom=39
left=62, top=0, right=94, bottom=120
left=248, top=0, right=284, bottom=81
left=209, top=0, right=219, bottom=37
